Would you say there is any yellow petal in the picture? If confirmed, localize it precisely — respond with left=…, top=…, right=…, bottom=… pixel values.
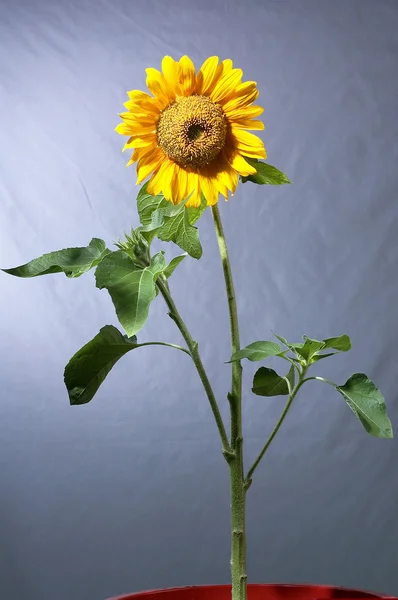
left=123, top=139, right=137, bottom=153
left=119, top=111, right=157, bottom=125
left=122, top=131, right=158, bottom=151
left=216, top=167, right=238, bottom=195
left=115, top=122, right=134, bottom=136
left=136, top=147, right=164, bottom=184
left=162, top=56, right=181, bottom=96
left=127, top=145, right=159, bottom=165
left=145, top=68, right=173, bottom=105
left=118, top=116, right=157, bottom=135
left=160, top=161, right=179, bottom=203
left=222, top=59, right=233, bottom=73
left=222, top=82, right=259, bottom=113
left=147, top=159, right=173, bottom=196
left=210, top=69, right=243, bottom=104
left=172, top=165, right=189, bottom=203
left=168, top=164, right=186, bottom=204
left=232, top=119, right=264, bottom=130
left=196, top=56, right=220, bottom=95
left=185, top=172, right=201, bottom=207
left=178, top=55, right=197, bottom=96
left=199, top=175, right=219, bottom=206
left=211, top=172, right=229, bottom=198
left=232, top=128, right=265, bottom=154
left=227, top=105, right=264, bottom=120
left=127, top=90, right=152, bottom=102
left=186, top=189, right=202, bottom=208
left=228, top=153, right=257, bottom=176
left=128, top=144, right=158, bottom=160
left=124, top=134, right=158, bottom=149
left=242, top=147, right=267, bottom=160
left=124, top=99, right=161, bottom=114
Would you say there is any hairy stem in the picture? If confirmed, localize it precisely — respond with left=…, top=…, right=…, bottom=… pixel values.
left=211, top=204, right=247, bottom=600
left=156, top=276, right=232, bottom=459
left=245, top=367, right=308, bottom=489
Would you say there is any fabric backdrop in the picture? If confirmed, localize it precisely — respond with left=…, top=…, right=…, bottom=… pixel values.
left=1, top=0, right=397, bottom=599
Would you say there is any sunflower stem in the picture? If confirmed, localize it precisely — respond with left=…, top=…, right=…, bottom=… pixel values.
left=156, top=277, right=232, bottom=458
left=211, top=204, right=247, bottom=600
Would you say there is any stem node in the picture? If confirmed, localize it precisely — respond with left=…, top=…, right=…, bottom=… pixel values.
left=232, top=529, right=244, bottom=537
left=243, top=479, right=252, bottom=492
left=227, top=392, right=237, bottom=404
left=223, top=449, right=236, bottom=463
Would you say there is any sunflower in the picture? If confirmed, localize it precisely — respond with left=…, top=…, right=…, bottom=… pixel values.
left=116, top=56, right=266, bottom=208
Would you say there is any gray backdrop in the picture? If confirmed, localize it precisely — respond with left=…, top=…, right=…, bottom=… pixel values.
left=1, top=0, right=398, bottom=599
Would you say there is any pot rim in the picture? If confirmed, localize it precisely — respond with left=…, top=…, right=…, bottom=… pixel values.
left=108, top=582, right=395, bottom=600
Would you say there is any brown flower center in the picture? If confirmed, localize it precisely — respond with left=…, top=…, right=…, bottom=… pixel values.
left=156, top=95, right=227, bottom=168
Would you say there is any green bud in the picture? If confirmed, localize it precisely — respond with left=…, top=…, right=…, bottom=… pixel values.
left=115, top=228, right=150, bottom=267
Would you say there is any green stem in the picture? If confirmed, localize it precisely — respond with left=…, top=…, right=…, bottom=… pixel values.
left=279, top=355, right=302, bottom=376
left=156, top=276, right=232, bottom=459
left=302, top=376, right=335, bottom=387
left=136, top=341, right=191, bottom=356
left=245, top=368, right=308, bottom=489
left=211, top=205, right=247, bottom=600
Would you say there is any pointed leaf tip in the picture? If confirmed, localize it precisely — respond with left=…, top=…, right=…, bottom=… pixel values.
left=241, top=158, right=291, bottom=185
left=229, top=341, right=281, bottom=363
left=335, top=373, right=393, bottom=438
left=2, top=238, right=110, bottom=279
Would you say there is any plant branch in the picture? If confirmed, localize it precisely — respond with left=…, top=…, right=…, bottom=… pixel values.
left=135, top=341, right=191, bottom=356
left=279, top=354, right=302, bottom=375
left=156, top=276, right=232, bottom=458
left=245, top=369, right=308, bottom=489
left=302, top=375, right=335, bottom=386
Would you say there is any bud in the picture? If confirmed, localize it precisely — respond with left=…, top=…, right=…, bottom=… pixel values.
left=115, top=228, right=150, bottom=267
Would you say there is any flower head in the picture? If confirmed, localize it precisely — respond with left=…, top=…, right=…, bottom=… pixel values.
left=116, top=56, right=266, bottom=207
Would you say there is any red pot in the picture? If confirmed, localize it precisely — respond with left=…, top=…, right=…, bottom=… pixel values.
left=107, top=583, right=396, bottom=600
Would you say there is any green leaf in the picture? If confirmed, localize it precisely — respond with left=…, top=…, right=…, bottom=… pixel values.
left=2, top=238, right=110, bottom=279
left=304, top=334, right=351, bottom=362
left=95, top=250, right=166, bottom=336
left=147, top=251, right=167, bottom=278
left=163, top=254, right=187, bottom=279
left=310, top=352, right=338, bottom=362
left=295, top=337, right=326, bottom=361
left=156, top=203, right=204, bottom=259
left=275, top=350, right=287, bottom=357
left=273, top=333, right=290, bottom=347
left=137, top=184, right=169, bottom=227
left=335, top=373, right=393, bottom=438
left=186, top=194, right=208, bottom=225
left=241, top=158, right=291, bottom=185
left=229, top=341, right=281, bottom=363
left=252, top=367, right=290, bottom=396
left=136, top=183, right=207, bottom=258
left=64, top=325, right=139, bottom=405
left=273, top=333, right=304, bottom=354
left=273, top=332, right=352, bottom=364
left=322, top=334, right=352, bottom=352
left=136, top=185, right=170, bottom=244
